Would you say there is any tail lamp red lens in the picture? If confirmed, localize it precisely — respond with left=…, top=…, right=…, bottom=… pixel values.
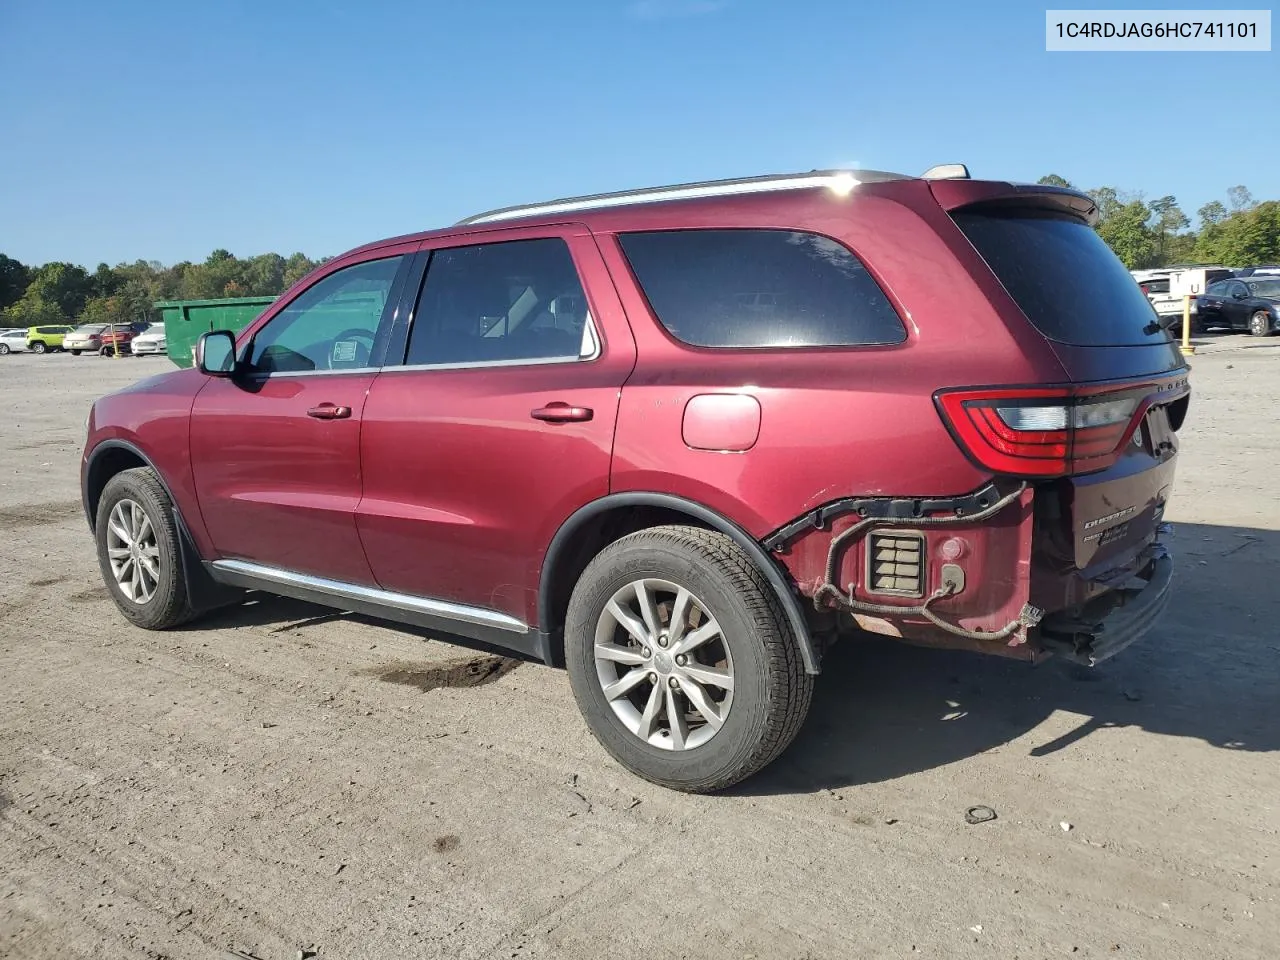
left=935, top=387, right=1144, bottom=477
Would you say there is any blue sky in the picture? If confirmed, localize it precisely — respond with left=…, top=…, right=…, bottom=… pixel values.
left=2, top=0, right=1276, bottom=266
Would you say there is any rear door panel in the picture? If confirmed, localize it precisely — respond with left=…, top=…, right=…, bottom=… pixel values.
left=356, top=225, right=636, bottom=626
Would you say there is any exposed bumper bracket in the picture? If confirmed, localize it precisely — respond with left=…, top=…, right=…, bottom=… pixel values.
left=762, top=482, right=1005, bottom=553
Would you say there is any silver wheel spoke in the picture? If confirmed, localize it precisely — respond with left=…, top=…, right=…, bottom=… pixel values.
left=108, top=546, right=131, bottom=560
left=673, top=618, right=721, bottom=656
left=138, top=551, right=160, bottom=580
left=605, top=599, right=650, bottom=647
left=636, top=683, right=663, bottom=741
left=108, top=518, right=131, bottom=545
left=595, top=642, right=647, bottom=666
left=681, top=663, right=733, bottom=691
left=602, top=666, right=650, bottom=702
left=667, top=587, right=693, bottom=645
left=677, top=677, right=724, bottom=730
left=634, top=580, right=662, bottom=640
left=665, top=685, right=688, bottom=749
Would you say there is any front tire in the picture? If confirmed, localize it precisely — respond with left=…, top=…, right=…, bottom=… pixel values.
left=0, top=344, right=9, bottom=355
left=95, top=467, right=194, bottom=630
left=30, top=341, right=46, bottom=354
left=1250, top=311, right=1273, bottom=337
left=565, top=525, right=812, bottom=792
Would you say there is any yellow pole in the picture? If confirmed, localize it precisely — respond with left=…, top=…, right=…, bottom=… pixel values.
left=1181, top=295, right=1195, bottom=356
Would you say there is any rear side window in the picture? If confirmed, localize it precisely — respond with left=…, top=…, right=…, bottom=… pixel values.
left=406, top=238, right=594, bottom=366
left=953, top=210, right=1167, bottom=346
left=618, top=229, right=906, bottom=348
left=1142, top=279, right=1170, bottom=294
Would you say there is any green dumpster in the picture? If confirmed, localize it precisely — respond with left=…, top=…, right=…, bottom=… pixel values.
left=154, top=296, right=277, bottom=368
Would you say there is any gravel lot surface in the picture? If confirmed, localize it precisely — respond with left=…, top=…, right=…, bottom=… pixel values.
left=2, top=339, right=1278, bottom=959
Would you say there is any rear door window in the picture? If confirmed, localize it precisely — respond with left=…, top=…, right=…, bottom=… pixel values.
left=952, top=210, right=1167, bottom=346
left=406, top=238, right=596, bottom=366
left=617, top=229, right=905, bottom=348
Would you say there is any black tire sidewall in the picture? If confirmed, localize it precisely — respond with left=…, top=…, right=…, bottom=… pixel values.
left=95, top=470, right=187, bottom=629
left=565, top=534, right=782, bottom=789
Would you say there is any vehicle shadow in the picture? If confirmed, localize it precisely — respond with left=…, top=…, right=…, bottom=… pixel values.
left=738, top=520, right=1280, bottom=794
left=187, top=591, right=543, bottom=663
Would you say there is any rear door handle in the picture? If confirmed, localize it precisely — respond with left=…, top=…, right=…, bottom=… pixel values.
left=531, top=402, right=593, bottom=423
left=307, top=403, right=352, bottom=420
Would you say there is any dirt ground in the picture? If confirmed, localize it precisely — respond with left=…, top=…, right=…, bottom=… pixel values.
left=2, top=339, right=1278, bottom=960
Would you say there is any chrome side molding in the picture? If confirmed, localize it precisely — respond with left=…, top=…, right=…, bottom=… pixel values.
left=209, top=559, right=528, bottom=634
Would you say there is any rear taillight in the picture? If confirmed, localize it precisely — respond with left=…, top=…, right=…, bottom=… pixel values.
left=936, top=386, right=1146, bottom=477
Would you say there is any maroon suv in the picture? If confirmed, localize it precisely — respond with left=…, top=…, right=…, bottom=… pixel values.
left=82, top=167, right=1186, bottom=792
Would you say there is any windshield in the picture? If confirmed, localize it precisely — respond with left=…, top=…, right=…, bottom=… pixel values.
left=1249, top=280, right=1280, bottom=300
left=953, top=209, right=1169, bottom=346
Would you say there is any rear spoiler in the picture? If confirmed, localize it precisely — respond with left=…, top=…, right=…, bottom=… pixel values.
left=927, top=180, right=1098, bottom=227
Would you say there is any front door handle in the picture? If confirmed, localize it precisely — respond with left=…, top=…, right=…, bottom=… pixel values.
left=531, top=402, right=593, bottom=423
left=307, top=403, right=352, bottom=420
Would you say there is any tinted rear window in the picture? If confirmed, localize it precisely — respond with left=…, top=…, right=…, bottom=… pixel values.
left=953, top=210, right=1168, bottom=346
left=618, top=229, right=906, bottom=348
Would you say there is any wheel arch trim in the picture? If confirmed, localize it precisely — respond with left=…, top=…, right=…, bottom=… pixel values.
left=540, top=492, right=821, bottom=674
left=83, top=438, right=236, bottom=615
left=83, top=439, right=171, bottom=528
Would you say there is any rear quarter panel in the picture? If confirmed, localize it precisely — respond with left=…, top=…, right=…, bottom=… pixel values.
left=592, top=183, right=1068, bottom=536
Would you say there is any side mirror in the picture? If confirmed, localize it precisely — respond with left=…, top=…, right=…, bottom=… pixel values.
left=196, top=330, right=237, bottom=376
left=1232, top=291, right=1248, bottom=300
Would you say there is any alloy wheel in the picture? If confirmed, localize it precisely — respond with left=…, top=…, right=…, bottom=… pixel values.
left=106, top=498, right=160, bottom=604
left=593, top=578, right=734, bottom=751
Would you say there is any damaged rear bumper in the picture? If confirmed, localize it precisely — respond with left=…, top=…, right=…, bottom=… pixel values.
left=1036, top=525, right=1174, bottom=666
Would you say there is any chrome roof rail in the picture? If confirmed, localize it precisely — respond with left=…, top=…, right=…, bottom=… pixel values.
left=456, top=168, right=912, bottom=226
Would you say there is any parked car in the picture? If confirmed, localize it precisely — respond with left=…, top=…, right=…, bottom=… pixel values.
left=98, top=322, right=151, bottom=357
left=130, top=323, right=167, bottom=356
left=0, top=328, right=29, bottom=354
left=1195, top=277, right=1280, bottom=336
left=62, top=324, right=109, bottom=355
left=80, top=168, right=1186, bottom=792
left=26, top=324, right=74, bottom=353
left=1131, top=270, right=1184, bottom=323
left=1233, top=265, right=1280, bottom=278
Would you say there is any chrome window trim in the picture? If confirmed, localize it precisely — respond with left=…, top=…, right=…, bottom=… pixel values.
left=210, top=559, right=528, bottom=633
left=393, top=312, right=602, bottom=372
left=244, top=366, right=380, bottom=380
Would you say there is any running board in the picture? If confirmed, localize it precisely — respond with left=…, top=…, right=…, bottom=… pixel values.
left=206, top=559, right=549, bottom=663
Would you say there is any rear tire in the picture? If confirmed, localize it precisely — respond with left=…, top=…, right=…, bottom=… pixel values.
left=1250, top=311, right=1272, bottom=337
left=95, top=467, right=195, bottom=630
left=30, top=341, right=46, bottom=354
left=0, top=344, right=9, bottom=355
left=564, top=524, right=812, bottom=793
left=101, top=346, right=115, bottom=357
left=70, top=349, right=81, bottom=356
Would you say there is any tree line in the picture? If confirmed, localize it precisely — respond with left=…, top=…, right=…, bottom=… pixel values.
left=0, top=250, right=326, bottom=329
left=1037, top=175, right=1279, bottom=269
